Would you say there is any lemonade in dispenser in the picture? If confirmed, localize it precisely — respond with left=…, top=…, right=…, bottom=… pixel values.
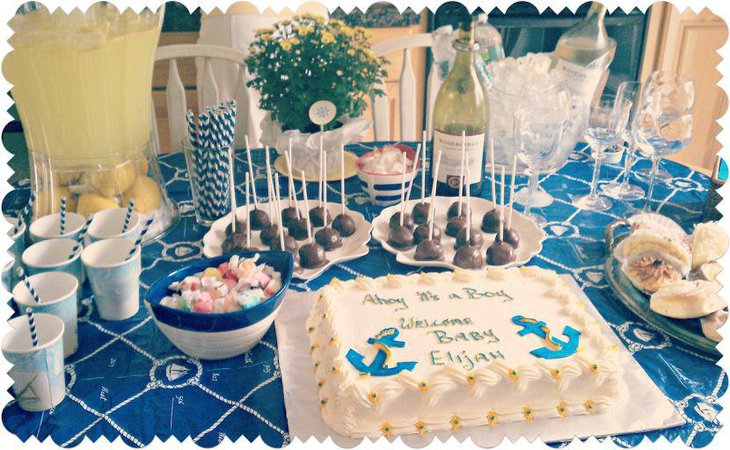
left=3, top=4, right=177, bottom=239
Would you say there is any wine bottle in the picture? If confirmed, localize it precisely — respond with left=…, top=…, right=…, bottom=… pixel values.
left=550, top=2, right=614, bottom=100
left=432, top=27, right=488, bottom=196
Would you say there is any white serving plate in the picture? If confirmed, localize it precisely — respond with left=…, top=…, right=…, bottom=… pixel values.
left=203, top=200, right=372, bottom=281
left=372, top=196, right=545, bottom=269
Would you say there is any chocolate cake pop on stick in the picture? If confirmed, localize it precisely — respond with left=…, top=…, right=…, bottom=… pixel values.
left=260, top=148, right=280, bottom=246
left=412, top=131, right=430, bottom=225
left=288, top=169, right=311, bottom=241
left=270, top=173, right=299, bottom=259
left=315, top=152, right=343, bottom=251
left=453, top=163, right=484, bottom=269
left=281, top=142, right=301, bottom=227
left=502, top=156, right=520, bottom=248
left=389, top=148, right=417, bottom=230
left=332, top=145, right=356, bottom=237
left=447, top=132, right=468, bottom=220
left=455, top=164, right=484, bottom=250
left=298, top=170, right=327, bottom=269
left=224, top=145, right=246, bottom=237
left=244, top=135, right=270, bottom=230
left=388, top=165, right=415, bottom=250
left=415, top=151, right=445, bottom=261
left=487, top=166, right=516, bottom=266
left=481, top=138, right=502, bottom=233
left=223, top=172, right=257, bottom=252
left=309, top=136, right=330, bottom=227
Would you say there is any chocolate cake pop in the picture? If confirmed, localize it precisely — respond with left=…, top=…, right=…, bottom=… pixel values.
left=452, top=163, right=483, bottom=269
left=243, top=136, right=270, bottom=230
left=448, top=138, right=468, bottom=221
left=332, top=144, right=357, bottom=237
left=250, top=208, right=270, bottom=230
left=388, top=167, right=415, bottom=250
left=288, top=217, right=310, bottom=241
left=456, top=227, right=483, bottom=250
left=225, top=173, right=259, bottom=252
left=298, top=169, right=327, bottom=269
left=224, top=150, right=245, bottom=238
left=260, top=224, right=280, bottom=247
left=414, top=151, right=445, bottom=262
left=270, top=235, right=298, bottom=253
left=315, top=154, right=342, bottom=251
left=414, top=223, right=441, bottom=244
left=389, top=211, right=415, bottom=230
left=270, top=172, right=300, bottom=269
left=281, top=205, right=300, bottom=228
left=445, top=215, right=467, bottom=238
left=447, top=202, right=467, bottom=220
left=481, top=138, right=502, bottom=234
left=225, top=217, right=247, bottom=237
left=486, top=166, right=516, bottom=266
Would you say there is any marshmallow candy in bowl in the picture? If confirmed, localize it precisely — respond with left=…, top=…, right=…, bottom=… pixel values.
left=355, top=144, right=419, bottom=206
left=145, top=251, right=294, bottom=360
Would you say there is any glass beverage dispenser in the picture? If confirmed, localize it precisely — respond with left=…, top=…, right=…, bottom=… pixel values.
left=3, top=4, right=177, bottom=239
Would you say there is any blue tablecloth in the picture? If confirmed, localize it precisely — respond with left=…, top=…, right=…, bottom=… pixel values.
left=3, top=142, right=724, bottom=447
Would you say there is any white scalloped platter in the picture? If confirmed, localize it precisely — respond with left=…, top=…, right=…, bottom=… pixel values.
left=203, top=200, right=372, bottom=280
left=372, top=196, right=545, bottom=270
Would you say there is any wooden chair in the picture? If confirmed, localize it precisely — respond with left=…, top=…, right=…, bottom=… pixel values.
left=370, top=33, right=441, bottom=142
left=153, top=44, right=251, bottom=153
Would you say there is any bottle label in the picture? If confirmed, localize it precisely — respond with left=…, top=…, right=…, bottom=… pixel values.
left=433, top=130, right=485, bottom=186
left=555, top=58, right=603, bottom=99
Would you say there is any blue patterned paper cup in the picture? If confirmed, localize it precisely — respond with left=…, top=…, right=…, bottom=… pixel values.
left=22, top=238, right=84, bottom=286
left=355, top=145, right=419, bottom=206
left=29, top=212, right=86, bottom=242
left=81, top=239, right=141, bottom=321
left=2, top=313, right=66, bottom=411
left=13, top=272, right=79, bottom=357
left=86, top=207, right=141, bottom=243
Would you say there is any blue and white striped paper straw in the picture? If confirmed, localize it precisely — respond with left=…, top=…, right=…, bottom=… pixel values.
left=25, top=308, right=38, bottom=347
left=11, top=191, right=36, bottom=236
left=127, top=217, right=154, bottom=260
left=59, top=196, right=67, bottom=235
left=16, top=267, right=41, bottom=304
left=123, top=200, right=135, bottom=233
left=68, top=214, right=94, bottom=259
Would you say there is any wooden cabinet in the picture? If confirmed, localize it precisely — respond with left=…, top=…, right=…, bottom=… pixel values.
left=641, top=4, right=728, bottom=173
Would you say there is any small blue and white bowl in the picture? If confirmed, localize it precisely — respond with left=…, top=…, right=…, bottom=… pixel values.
left=356, top=144, right=419, bottom=206
left=145, top=251, right=294, bottom=360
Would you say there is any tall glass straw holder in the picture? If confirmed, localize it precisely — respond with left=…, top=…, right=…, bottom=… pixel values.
left=182, top=139, right=233, bottom=226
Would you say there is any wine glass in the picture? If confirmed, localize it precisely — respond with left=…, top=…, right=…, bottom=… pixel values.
left=602, top=81, right=645, bottom=201
left=513, top=99, right=570, bottom=225
left=572, top=94, right=632, bottom=212
left=633, top=71, right=694, bottom=211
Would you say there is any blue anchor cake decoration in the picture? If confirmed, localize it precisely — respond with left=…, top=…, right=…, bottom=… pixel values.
left=346, top=328, right=417, bottom=376
left=512, top=315, right=580, bottom=360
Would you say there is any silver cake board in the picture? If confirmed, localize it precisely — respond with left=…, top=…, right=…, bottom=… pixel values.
left=274, top=275, right=684, bottom=446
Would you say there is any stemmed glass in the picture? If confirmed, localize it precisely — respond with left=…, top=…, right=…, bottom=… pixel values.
left=633, top=71, right=694, bottom=211
left=602, top=81, right=645, bottom=201
left=572, top=95, right=632, bottom=212
left=513, top=95, right=570, bottom=225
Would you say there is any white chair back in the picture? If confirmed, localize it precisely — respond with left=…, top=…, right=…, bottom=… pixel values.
left=371, top=33, right=441, bottom=142
left=153, top=44, right=251, bottom=153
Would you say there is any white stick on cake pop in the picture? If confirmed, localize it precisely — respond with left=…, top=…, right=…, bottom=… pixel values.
left=284, top=149, right=301, bottom=220
left=322, top=151, right=328, bottom=226
left=399, top=164, right=407, bottom=227
left=244, top=135, right=259, bottom=208
left=318, top=135, right=324, bottom=208
left=245, top=172, right=252, bottom=245
left=404, top=144, right=421, bottom=208
left=465, top=162, right=471, bottom=242
left=428, top=151, right=442, bottom=240
left=340, top=145, right=346, bottom=215
left=457, top=131, right=466, bottom=216
left=508, top=155, right=517, bottom=230
left=420, top=129, right=426, bottom=203
left=489, top=138, right=496, bottom=209
left=265, top=146, right=274, bottom=217
left=301, top=170, right=313, bottom=243
left=499, top=166, right=506, bottom=242
left=228, top=145, right=237, bottom=233
left=287, top=139, right=294, bottom=206
left=274, top=173, right=285, bottom=248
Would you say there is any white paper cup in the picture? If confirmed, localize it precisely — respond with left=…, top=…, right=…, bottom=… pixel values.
left=82, top=239, right=141, bottom=321
left=22, top=238, right=84, bottom=285
left=7, top=216, right=26, bottom=276
left=13, top=272, right=79, bottom=357
left=29, top=212, right=86, bottom=242
left=2, top=313, right=66, bottom=411
left=86, top=208, right=141, bottom=243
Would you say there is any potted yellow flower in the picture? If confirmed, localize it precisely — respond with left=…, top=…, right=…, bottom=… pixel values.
left=245, top=14, right=387, bottom=177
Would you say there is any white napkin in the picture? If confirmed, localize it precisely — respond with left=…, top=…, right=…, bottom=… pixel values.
left=274, top=275, right=684, bottom=445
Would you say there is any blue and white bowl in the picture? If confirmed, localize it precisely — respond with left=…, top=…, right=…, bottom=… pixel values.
left=145, top=251, right=294, bottom=360
left=356, top=144, right=419, bottom=206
